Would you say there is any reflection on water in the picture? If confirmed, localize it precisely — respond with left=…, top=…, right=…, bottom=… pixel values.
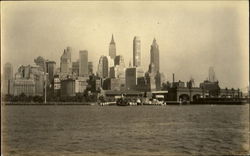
left=2, top=105, right=249, bottom=155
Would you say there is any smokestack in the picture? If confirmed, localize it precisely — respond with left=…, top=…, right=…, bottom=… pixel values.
left=173, top=73, right=175, bottom=83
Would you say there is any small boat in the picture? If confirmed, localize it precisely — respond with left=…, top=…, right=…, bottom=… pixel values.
left=116, top=98, right=129, bottom=106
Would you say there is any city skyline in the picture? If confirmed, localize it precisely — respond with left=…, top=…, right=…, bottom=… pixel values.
left=1, top=1, right=248, bottom=89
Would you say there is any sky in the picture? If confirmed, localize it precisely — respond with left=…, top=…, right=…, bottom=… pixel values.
left=1, top=1, right=249, bottom=90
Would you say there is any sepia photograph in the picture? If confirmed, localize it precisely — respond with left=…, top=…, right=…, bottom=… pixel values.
left=1, top=1, right=249, bottom=155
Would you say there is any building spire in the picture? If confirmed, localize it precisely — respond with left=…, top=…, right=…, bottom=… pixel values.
left=110, top=34, right=115, bottom=44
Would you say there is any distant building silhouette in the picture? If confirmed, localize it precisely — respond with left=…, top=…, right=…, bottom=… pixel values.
left=88, top=62, right=93, bottom=75
left=45, top=61, right=56, bottom=85
left=79, top=50, right=88, bottom=77
left=109, top=34, right=116, bottom=60
left=114, top=55, right=125, bottom=67
left=208, top=66, right=216, bottom=82
left=133, top=36, right=141, bottom=67
left=125, top=67, right=144, bottom=90
left=150, top=38, right=160, bottom=72
left=3, top=62, right=13, bottom=95
left=60, top=47, right=72, bottom=74
left=14, top=65, right=44, bottom=96
left=97, top=56, right=109, bottom=78
left=72, top=61, right=79, bottom=76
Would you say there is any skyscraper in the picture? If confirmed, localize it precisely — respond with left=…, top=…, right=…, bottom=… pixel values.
left=3, top=62, right=13, bottom=95
left=88, top=62, right=93, bottom=75
left=79, top=50, right=88, bottom=77
left=114, top=55, right=125, bottom=67
left=208, top=66, right=216, bottom=82
left=45, top=61, right=56, bottom=84
left=60, top=47, right=72, bottom=74
left=97, top=56, right=109, bottom=78
left=72, top=61, right=79, bottom=76
left=133, top=36, right=141, bottom=67
left=150, top=38, right=160, bottom=72
left=109, top=34, right=116, bottom=60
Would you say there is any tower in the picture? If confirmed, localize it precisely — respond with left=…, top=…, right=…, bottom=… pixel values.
left=109, top=34, right=116, bottom=60
left=3, top=62, right=13, bottom=95
left=60, top=47, right=72, bottom=74
left=133, top=36, right=141, bottom=67
left=150, top=38, right=160, bottom=72
left=79, top=50, right=88, bottom=77
left=97, top=56, right=109, bottom=78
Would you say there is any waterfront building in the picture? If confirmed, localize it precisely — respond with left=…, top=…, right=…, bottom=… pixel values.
left=208, top=66, right=216, bottom=82
left=150, top=38, right=160, bottom=72
left=109, top=34, right=116, bottom=60
left=172, top=80, right=185, bottom=88
left=79, top=50, right=88, bottom=77
left=72, top=61, right=79, bottom=76
left=60, top=79, right=75, bottom=97
left=125, top=66, right=145, bottom=91
left=75, top=77, right=88, bottom=93
left=88, top=62, right=93, bottom=75
left=14, top=65, right=44, bottom=96
left=97, top=56, right=109, bottom=78
left=220, top=88, right=242, bottom=98
left=2, top=62, right=13, bottom=95
left=13, top=79, right=36, bottom=96
left=30, top=66, right=45, bottom=96
left=133, top=36, right=141, bottom=67
left=145, top=72, right=156, bottom=91
left=53, top=76, right=61, bottom=96
left=60, top=47, right=72, bottom=74
left=45, top=61, right=56, bottom=85
left=136, top=76, right=148, bottom=92
left=200, top=80, right=220, bottom=97
left=110, top=78, right=121, bottom=91
left=102, top=78, right=111, bottom=90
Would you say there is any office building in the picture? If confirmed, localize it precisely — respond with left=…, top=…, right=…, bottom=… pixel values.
left=13, top=79, right=36, bottom=96
left=75, top=77, right=88, bottom=93
left=60, top=79, right=75, bottom=97
left=133, top=36, right=141, bottom=67
left=72, top=61, right=79, bottom=76
left=60, top=47, right=72, bottom=74
left=88, top=62, right=93, bottom=75
left=46, top=61, right=56, bottom=84
left=97, top=56, right=109, bottom=78
left=2, top=62, right=13, bottom=95
left=14, top=65, right=44, bottom=96
left=150, top=38, right=160, bottom=72
left=79, top=50, right=88, bottom=77
left=114, top=55, right=125, bottom=67
left=109, top=34, right=116, bottom=60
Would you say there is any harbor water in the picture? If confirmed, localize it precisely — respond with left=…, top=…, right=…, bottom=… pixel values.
left=2, top=105, right=249, bottom=155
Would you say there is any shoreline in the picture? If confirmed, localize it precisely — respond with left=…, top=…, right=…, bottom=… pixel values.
left=2, top=101, right=248, bottom=106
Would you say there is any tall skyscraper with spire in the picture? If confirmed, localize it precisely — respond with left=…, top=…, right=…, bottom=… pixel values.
left=150, top=38, right=160, bottom=72
left=109, top=34, right=116, bottom=60
left=133, top=36, right=141, bottom=67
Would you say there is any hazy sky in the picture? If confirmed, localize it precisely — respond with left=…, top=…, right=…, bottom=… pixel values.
left=1, top=1, right=249, bottom=89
